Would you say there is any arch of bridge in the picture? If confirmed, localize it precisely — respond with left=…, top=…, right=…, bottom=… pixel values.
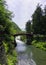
left=13, top=33, right=33, bottom=46
left=13, top=33, right=33, bottom=37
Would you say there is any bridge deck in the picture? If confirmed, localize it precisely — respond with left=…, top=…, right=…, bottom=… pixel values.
left=13, top=33, right=33, bottom=36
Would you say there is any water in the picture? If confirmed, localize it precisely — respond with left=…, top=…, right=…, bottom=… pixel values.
left=16, top=40, right=26, bottom=52
left=16, top=40, right=46, bottom=65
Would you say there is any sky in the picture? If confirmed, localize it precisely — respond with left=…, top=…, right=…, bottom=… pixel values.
left=5, top=0, right=46, bottom=30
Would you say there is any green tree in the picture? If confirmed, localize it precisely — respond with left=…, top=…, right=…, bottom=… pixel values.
left=32, top=4, right=43, bottom=34
left=44, top=5, right=46, bottom=16
left=39, top=5, right=46, bottom=35
left=0, top=0, right=14, bottom=64
left=0, top=0, right=21, bottom=65
left=42, top=5, right=46, bottom=35
left=26, top=20, right=31, bottom=33
left=25, top=20, right=32, bottom=45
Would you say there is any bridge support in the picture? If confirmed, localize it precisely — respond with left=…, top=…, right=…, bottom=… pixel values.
left=14, top=36, right=17, bottom=47
left=26, top=34, right=33, bottom=45
left=26, top=35, right=31, bottom=45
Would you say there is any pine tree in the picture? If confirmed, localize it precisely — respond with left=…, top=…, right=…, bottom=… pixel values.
left=25, top=20, right=32, bottom=45
left=32, top=4, right=43, bottom=34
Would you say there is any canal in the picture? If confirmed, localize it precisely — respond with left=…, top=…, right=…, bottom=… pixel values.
left=15, top=39, right=46, bottom=65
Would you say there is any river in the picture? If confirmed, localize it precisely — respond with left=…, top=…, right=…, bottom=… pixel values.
left=15, top=39, right=46, bottom=65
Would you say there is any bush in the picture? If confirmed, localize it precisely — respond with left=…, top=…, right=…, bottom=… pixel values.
left=7, top=50, right=17, bottom=65
left=32, top=40, right=46, bottom=51
left=43, top=43, right=46, bottom=48
left=3, top=41, right=17, bottom=65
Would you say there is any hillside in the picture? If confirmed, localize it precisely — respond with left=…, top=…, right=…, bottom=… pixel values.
left=12, top=22, right=21, bottom=33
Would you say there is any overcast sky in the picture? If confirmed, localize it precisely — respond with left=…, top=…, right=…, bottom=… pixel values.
left=6, top=0, right=46, bottom=30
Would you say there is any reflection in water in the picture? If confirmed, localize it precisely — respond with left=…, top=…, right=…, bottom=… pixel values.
left=16, top=40, right=36, bottom=65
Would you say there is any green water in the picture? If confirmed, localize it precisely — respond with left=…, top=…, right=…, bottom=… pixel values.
left=16, top=40, right=46, bottom=65
left=27, top=45, right=46, bottom=65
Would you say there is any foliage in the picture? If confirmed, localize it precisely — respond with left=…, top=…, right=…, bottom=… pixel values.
left=7, top=50, right=17, bottom=65
left=20, top=35, right=26, bottom=42
left=32, top=4, right=43, bottom=34
left=33, top=35, right=46, bottom=42
left=32, top=40, right=46, bottom=51
left=0, top=0, right=20, bottom=65
left=32, top=4, right=46, bottom=35
left=3, top=41, right=17, bottom=65
left=26, top=20, right=31, bottom=33
left=25, top=20, right=32, bottom=45
left=12, top=22, right=21, bottom=33
left=20, top=31, right=26, bottom=42
left=32, top=4, right=46, bottom=51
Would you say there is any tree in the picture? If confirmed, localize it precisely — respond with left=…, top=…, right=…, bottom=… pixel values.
left=25, top=20, right=32, bottom=45
left=0, top=0, right=14, bottom=64
left=39, top=5, right=46, bottom=35
left=0, top=0, right=21, bottom=65
left=26, top=20, right=31, bottom=33
left=32, top=4, right=43, bottom=34
left=42, top=5, right=46, bottom=35
left=44, top=5, right=46, bottom=16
